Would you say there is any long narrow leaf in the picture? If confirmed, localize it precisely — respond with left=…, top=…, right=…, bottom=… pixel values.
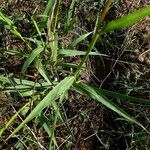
left=64, top=0, right=77, bottom=32
left=38, top=112, right=58, bottom=148
left=34, top=58, right=53, bottom=85
left=100, top=89, right=150, bottom=105
left=0, top=48, right=28, bottom=57
left=67, top=32, right=92, bottom=48
left=0, top=12, right=25, bottom=42
left=21, top=47, right=44, bottom=73
left=6, top=76, right=75, bottom=140
left=0, top=102, right=30, bottom=137
left=58, top=49, right=107, bottom=57
left=0, top=75, right=51, bottom=87
left=41, top=0, right=55, bottom=27
left=102, top=6, right=150, bottom=33
left=74, top=82, right=147, bottom=130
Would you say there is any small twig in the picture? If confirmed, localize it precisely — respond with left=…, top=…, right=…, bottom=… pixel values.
left=139, top=49, right=150, bottom=57
left=10, top=105, right=47, bottom=150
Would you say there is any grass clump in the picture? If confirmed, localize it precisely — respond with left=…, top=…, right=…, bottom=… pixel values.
left=0, top=0, right=150, bottom=149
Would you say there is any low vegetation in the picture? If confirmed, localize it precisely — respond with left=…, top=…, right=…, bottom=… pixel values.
left=0, top=0, right=150, bottom=149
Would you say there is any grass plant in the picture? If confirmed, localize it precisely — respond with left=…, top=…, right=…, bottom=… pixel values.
left=0, top=0, right=150, bottom=149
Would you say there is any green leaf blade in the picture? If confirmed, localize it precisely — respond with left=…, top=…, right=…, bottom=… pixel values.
left=74, top=83, right=146, bottom=130
left=6, top=76, right=75, bottom=140
left=58, top=49, right=106, bottom=57
left=40, top=0, right=55, bottom=28
left=21, top=47, right=44, bottom=73
left=102, top=6, right=150, bottom=33
left=101, top=89, right=150, bottom=105
left=67, top=32, right=92, bottom=49
left=34, top=58, right=53, bottom=85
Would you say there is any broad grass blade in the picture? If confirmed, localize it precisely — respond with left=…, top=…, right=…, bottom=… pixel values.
left=101, top=89, right=150, bottom=105
left=31, top=17, right=42, bottom=37
left=41, top=0, right=55, bottom=27
left=0, top=75, right=51, bottom=87
left=68, top=32, right=92, bottom=48
left=0, top=102, right=30, bottom=137
left=0, top=75, right=52, bottom=96
left=34, top=58, right=53, bottom=85
left=58, top=49, right=107, bottom=57
left=0, top=48, right=28, bottom=57
left=74, top=82, right=147, bottom=130
left=6, top=76, right=75, bottom=140
left=0, top=12, right=25, bottom=42
left=21, top=47, right=44, bottom=73
left=102, top=6, right=150, bottom=33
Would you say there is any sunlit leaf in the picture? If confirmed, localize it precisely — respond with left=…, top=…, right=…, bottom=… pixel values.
left=58, top=49, right=106, bottom=57
left=0, top=102, right=30, bottom=137
left=6, top=76, right=75, bottom=140
left=102, top=6, right=150, bottom=33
